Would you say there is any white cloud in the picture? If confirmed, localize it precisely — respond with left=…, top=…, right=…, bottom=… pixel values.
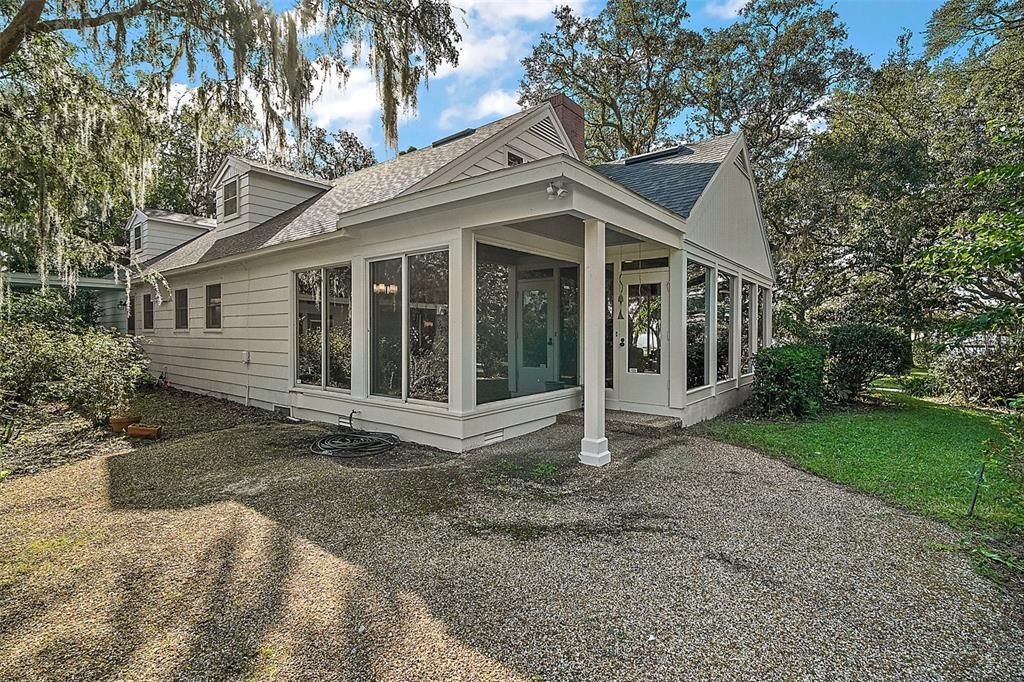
left=307, top=66, right=380, bottom=143
left=439, top=88, right=521, bottom=128
left=704, top=0, right=747, bottom=19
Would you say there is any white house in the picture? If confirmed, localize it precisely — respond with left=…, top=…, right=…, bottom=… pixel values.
left=129, top=96, right=775, bottom=465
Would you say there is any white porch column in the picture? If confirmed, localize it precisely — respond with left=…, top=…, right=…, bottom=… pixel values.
left=580, top=218, right=610, bottom=467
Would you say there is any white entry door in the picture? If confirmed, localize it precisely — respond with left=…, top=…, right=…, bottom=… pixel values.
left=616, top=273, right=668, bottom=405
left=516, top=279, right=557, bottom=394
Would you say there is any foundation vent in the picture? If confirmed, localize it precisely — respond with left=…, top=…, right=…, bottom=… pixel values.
left=482, top=431, right=504, bottom=446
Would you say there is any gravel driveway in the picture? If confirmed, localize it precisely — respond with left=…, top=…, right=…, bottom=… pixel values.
left=0, top=396, right=1021, bottom=680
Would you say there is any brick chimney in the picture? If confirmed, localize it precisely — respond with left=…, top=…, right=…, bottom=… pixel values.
left=547, top=94, right=585, bottom=160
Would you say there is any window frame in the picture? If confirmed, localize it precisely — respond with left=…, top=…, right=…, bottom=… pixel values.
left=205, top=283, right=222, bottom=329
left=133, top=224, right=142, bottom=252
left=740, top=280, right=755, bottom=376
left=223, top=178, right=239, bottom=217
left=715, top=268, right=737, bottom=383
left=367, top=247, right=450, bottom=405
left=293, top=263, right=354, bottom=393
left=174, top=288, right=189, bottom=330
left=142, top=293, right=154, bottom=330
left=685, top=258, right=714, bottom=392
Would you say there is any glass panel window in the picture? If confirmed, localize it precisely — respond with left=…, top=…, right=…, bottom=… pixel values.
left=223, top=179, right=238, bottom=216
left=627, top=282, right=662, bottom=374
left=206, top=284, right=221, bottom=329
left=687, top=261, right=711, bottom=389
left=142, top=294, right=154, bottom=329
left=475, top=251, right=511, bottom=405
left=326, top=266, right=352, bottom=390
left=370, top=258, right=402, bottom=397
left=408, top=251, right=449, bottom=402
left=741, top=281, right=754, bottom=374
left=174, top=288, right=189, bottom=329
left=296, top=269, right=322, bottom=386
left=133, top=225, right=141, bottom=251
left=717, top=272, right=735, bottom=381
left=758, top=286, right=769, bottom=352
left=521, top=287, right=550, bottom=368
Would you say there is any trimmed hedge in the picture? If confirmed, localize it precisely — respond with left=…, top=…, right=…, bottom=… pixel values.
left=825, top=323, right=911, bottom=400
left=751, top=344, right=826, bottom=418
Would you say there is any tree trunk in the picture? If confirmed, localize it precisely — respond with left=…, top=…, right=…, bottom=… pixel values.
left=0, top=0, right=45, bottom=66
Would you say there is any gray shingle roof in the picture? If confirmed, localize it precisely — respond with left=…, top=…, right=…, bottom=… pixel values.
left=144, top=107, right=538, bottom=274
left=592, top=134, right=739, bottom=219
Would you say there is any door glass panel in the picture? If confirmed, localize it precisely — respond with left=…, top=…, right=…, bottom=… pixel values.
left=521, top=288, right=549, bottom=368
left=627, top=282, right=662, bottom=374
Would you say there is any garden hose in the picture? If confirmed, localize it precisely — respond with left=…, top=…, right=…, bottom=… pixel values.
left=309, top=427, right=400, bottom=458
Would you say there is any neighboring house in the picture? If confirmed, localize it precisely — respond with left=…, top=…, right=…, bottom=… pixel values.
left=130, top=95, right=775, bottom=464
left=8, top=272, right=129, bottom=332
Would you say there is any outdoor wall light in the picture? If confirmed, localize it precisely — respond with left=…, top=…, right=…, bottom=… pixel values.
left=546, top=181, right=568, bottom=200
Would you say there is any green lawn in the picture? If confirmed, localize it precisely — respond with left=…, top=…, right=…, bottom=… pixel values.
left=695, top=392, right=1023, bottom=534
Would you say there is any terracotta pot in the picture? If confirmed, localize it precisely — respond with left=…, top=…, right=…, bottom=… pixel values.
left=110, top=415, right=142, bottom=433
left=126, top=424, right=162, bottom=439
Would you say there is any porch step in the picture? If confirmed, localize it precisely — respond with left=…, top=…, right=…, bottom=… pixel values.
left=556, top=409, right=681, bottom=439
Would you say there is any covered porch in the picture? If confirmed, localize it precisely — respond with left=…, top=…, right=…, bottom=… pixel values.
left=322, top=155, right=688, bottom=464
left=289, top=155, right=771, bottom=462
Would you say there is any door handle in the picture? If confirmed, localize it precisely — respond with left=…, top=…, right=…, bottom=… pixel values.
left=547, top=337, right=554, bottom=346
left=619, top=338, right=625, bottom=347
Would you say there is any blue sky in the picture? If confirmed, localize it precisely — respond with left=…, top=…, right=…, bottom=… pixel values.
left=295, top=0, right=942, bottom=159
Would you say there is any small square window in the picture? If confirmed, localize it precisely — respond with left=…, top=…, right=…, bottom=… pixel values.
left=223, top=179, right=238, bottom=216
left=143, top=294, right=154, bottom=330
left=507, top=152, right=524, bottom=167
left=206, top=284, right=222, bottom=328
left=133, top=225, right=141, bottom=251
left=174, top=288, right=189, bottom=329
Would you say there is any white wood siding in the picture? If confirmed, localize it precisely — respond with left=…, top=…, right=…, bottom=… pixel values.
left=685, top=158, right=773, bottom=280
left=216, top=171, right=323, bottom=239
left=141, top=219, right=207, bottom=262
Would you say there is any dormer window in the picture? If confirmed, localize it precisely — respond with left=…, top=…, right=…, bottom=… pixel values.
left=133, top=225, right=141, bottom=251
left=223, top=178, right=238, bottom=216
left=507, top=151, right=524, bottom=167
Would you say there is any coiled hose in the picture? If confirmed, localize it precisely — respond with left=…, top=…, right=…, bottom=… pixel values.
left=309, top=411, right=400, bottom=459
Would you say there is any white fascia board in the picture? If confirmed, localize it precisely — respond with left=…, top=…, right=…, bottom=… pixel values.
left=9, top=272, right=124, bottom=289
left=208, top=155, right=248, bottom=190
left=125, top=207, right=147, bottom=232
left=246, top=165, right=332, bottom=190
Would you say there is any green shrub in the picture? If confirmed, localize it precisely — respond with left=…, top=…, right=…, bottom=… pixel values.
left=0, top=322, right=73, bottom=402
left=825, top=324, right=912, bottom=400
left=985, top=397, right=1024, bottom=517
left=63, top=328, right=150, bottom=423
left=934, top=341, right=1024, bottom=406
left=751, top=344, right=826, bottom=418
left=0, top=301, right=149, bottom=422
left=899, top=372, right=945, bottom=398
left=5, top=288, right=99, bottom=330
left=912, top=338, right=945, bottom=369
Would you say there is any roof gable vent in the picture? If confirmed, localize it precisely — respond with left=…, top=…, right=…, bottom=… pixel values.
left=623, top=146, right=685, bottom=166
left=432, top=128, right=476, bottom=147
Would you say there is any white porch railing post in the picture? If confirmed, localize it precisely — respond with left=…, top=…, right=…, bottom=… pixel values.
left=580, top=218, right=611, bottom=467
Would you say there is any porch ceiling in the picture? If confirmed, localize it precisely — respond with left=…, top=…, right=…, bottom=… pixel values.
left=505, top=216, right=642, bottom=248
